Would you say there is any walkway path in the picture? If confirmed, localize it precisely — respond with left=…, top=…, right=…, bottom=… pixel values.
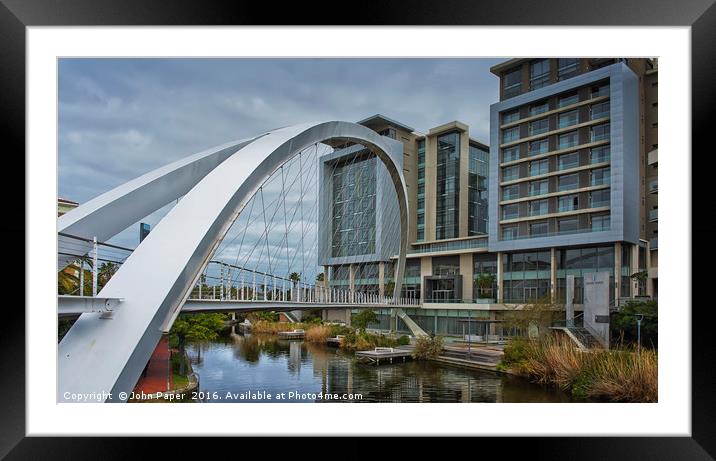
left=132, top=336, right=172, bottom=394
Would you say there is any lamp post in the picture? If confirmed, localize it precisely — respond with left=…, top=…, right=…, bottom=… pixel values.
left=635, top=313, right=644, bottom=351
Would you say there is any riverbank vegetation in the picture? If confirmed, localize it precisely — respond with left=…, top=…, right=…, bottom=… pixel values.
left=243, top=313, right=410, bottom=352
left=412, top=335, right=444, bottom=360
left=499, top=334, right=657, bottom=402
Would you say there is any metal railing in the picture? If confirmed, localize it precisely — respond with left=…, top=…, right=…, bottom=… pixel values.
left=58, top=232, right=134, bottom=297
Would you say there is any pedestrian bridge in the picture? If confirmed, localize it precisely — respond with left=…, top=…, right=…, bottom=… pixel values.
left=57, top=121, right=425, bottom=402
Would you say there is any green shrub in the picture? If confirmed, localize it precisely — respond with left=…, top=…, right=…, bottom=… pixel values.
left=500, top=337, right=531, bottom=368
left=412, top=335, right=443, bottom=360
left=397, top=335, right=410, bottom=346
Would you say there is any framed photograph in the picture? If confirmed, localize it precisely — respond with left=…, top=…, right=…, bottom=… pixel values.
left=4, top=0, right=712, bottom=456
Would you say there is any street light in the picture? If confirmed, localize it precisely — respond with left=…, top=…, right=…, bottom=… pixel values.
left=635, top=313, right=644, bottom=351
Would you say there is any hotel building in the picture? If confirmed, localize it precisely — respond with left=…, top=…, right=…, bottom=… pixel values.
left=319, top=58, right=657, bottom=336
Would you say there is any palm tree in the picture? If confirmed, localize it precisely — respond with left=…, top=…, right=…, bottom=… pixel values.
left=289, top=272, right=301, bottom=301
left=98, top=261, right=119, bottom=289
left=289, top=272, right=301, bottom=286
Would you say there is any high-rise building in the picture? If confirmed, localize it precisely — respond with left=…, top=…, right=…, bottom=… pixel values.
left=318, top=57, right=657, bottom=336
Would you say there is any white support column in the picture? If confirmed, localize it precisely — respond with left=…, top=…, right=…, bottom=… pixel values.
left=92, top=237, right=98, bottom=297
left=79, top=259, right=84, bottom=297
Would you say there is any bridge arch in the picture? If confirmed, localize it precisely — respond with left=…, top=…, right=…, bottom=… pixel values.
left=58, top=121, right=410, bottom=402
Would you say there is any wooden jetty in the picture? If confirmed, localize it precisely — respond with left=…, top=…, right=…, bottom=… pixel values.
left=326, top=336, right=344, bottom=347
left=278, top=329, right=305, bottom=339
left=355, top=347, right=413, bottom=365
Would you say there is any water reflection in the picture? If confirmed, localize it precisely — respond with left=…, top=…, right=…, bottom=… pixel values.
left=186, top=330, right=570, bottom=403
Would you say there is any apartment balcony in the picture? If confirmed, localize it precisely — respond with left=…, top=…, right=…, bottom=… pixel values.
left=649, top=209, right=658, bottom=222
left=648, top=149, right=658, bottom=166
left=649, top=180, right=658, bottom=193
left=650, top=237, right=658, bottom=250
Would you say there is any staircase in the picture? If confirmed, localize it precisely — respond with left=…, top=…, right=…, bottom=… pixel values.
left=393, top=308, right=429, bottom=337
left=564, top=326, right=603, bottom=350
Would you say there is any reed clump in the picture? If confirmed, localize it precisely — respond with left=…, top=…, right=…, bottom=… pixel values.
left=502, top=333, right=657, bottom=402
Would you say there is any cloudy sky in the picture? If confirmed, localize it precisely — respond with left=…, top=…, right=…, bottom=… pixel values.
left=58, top=58, right=503, bottom=259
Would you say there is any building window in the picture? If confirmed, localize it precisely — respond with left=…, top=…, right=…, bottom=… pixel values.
left=530, top=221, right=549, bottom=236
left=528, top=139, right=549, bottom=156
left=378, top=127, right=396, bottom=139
left=502, top=185, right=519, bottom=201
left=558, top=131, right=579, bottom=149
left=529, top=179, right=549, bottom=196
left=468, top=144, right=489, bottom=235
left=502, top=226, right=518, bottom=240
left=558, top=194, right=579, bottom=212
left=331, top=155, right=377, bottom=257
left=502, top=204, right=519, bottom=220
left=590, top=145, right=610, bottom=164
left=558, top=217, right=579, bottom=234
left=436, top=132, right=461, bottom=239
left=591, top=123, right=610, bottom=142
left=558, top=110, right=579, bottom=129
left=502, top=165, right=520, bottom=181
left=529, top=118, right=549, bottom=136
left=502, top=126, right=520, bottom=143
left=529, top=199, right=549, bottom=216
left=503, top=67, right=522, bottom=99
left=591, top=81, right=610, bottom=98
left=502, top=146, right=520, bottom=163
left=558, top=92, right=579, bottom=108
left=529, top=100, right=550, bottom=116
left=590, top=167, right=610, bottom=186
left=590, top=189, right=610, bottom=208
left=557, top=58, right=579, bottom=80
left=558, top=152, right=580, bottom=170
left=558, top=173, right=579, bottom=191
left=530, top=159, right=549, bottom=176
left=591, top=213, right=610, bottom=231
left=590, top=101, right=610, bottom=120
left=502, top=109, right=520, bottom=124
left=416, top=139, right=425, bottom=241
left=530, top=59, right=551, bottom=90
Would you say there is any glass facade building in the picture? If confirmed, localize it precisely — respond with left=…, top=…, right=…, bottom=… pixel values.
left=436, top=132, right=461, bottom=240
left=331, top=154, right=377, bottom=257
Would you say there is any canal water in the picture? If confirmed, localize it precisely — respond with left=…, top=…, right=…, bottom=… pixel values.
left=186, top=330, right=571, bottom=403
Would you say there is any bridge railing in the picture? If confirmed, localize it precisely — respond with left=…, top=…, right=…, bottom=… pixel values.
left=58, top=232, right=134, bottom=297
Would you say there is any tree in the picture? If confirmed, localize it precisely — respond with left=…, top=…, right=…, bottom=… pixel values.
left=502, top=294, right=562, bottom=337
left=316, top=272, right=325, bottom=282
left=289, top=272, right=301, bottom=285
left=384, top=280, right=395, bottom=298
left=630, top=270, right=648, bottom=296
left=352, top=309, right=378, bottom=333
left=169, top=313, right=225, bottom=374
left=611, top=300, right=658, bottom=349
left=98, top=261, right=119, bottom=289
left=475, top=273, right=496, bottom=299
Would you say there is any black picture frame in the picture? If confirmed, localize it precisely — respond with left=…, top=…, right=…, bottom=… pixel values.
left=2, top=0, right=712, bottom=457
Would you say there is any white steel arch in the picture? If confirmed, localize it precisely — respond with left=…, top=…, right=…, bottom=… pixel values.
left=57, top=135, right=265, bottom=270
left=58, top=121, right=410, bottom=402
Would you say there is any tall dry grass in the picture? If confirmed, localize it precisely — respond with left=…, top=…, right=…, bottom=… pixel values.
left=511, top=334, right=657, bottom=402
left=582, top=348, right=658, bottom=402
left=304, top=325, right=332, bottom=343
left=250, top=321, right=302, bottom=334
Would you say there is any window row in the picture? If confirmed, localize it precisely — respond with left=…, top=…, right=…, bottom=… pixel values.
left=501, top=213, right=611, bottom=240
left=501, top=81, right=610, bottom=124
left=501, top=190, right=611, bottom=220
left=502, top=119, right=610, bottom=145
